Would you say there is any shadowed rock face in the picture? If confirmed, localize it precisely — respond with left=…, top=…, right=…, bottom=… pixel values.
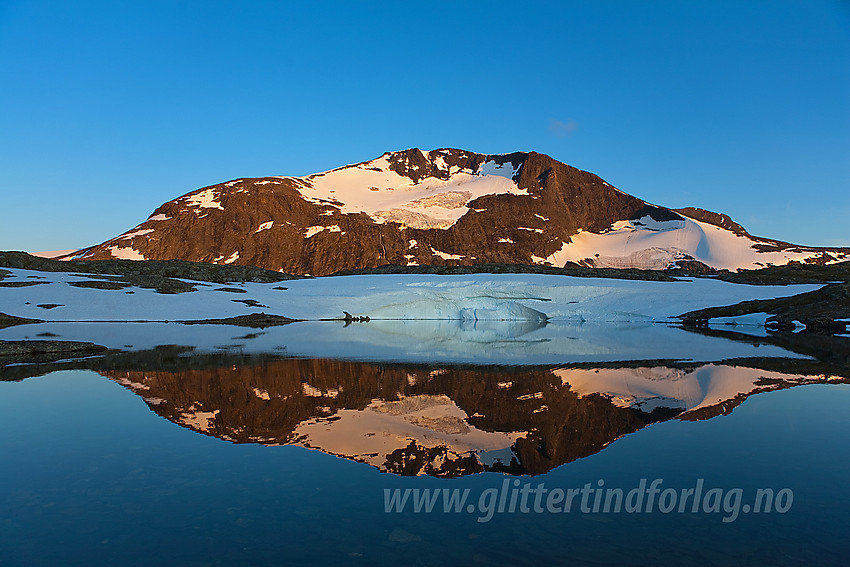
left=674, top=207, right=750, bottom=236
left=98, top=356, right=846, bottom=477
left=74, top=148, right=846, bottom=275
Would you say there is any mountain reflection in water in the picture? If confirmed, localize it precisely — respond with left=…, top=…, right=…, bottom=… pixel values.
left=99, top=354, right=845, bottom=477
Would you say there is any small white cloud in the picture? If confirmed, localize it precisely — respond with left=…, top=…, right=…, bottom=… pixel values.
left=548, top=118, right=577, bottom=138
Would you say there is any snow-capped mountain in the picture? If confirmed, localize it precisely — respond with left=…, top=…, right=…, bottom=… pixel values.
left=70, top=148, right=847, bottom=274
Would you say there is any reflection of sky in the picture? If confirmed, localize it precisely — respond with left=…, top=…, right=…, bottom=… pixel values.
left=0, top=320, right=805, bottom=365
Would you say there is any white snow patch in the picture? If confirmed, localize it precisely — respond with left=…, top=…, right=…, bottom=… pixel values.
left=119, top=228, right=153, bottom=240
left=183, top=188, right=224, bottom=211
left=430, top=247, right=464, bottom=261
left=106, top=245, right=145, bottom=260
left=255, top=221, right=274, bottom=233
left=148, top=214, right=171, bottom=221
left=709, top=312, right=771, bottom=327
left=305, top=225, right=343, bottom=238
left=223, top=251, right=239, bottom=264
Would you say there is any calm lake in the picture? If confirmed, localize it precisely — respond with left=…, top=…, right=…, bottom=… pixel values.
left=1, top=321, right=848, bottom=566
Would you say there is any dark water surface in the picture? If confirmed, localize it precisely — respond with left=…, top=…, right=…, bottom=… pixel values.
left=1, top=323, right=849, bottom=566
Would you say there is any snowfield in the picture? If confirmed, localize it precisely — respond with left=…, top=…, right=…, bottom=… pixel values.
left=0, top=268, right=822, bottom=324
left=288, top=150, right=527, bottom=230
left=540, top=215, right=836, bottom=270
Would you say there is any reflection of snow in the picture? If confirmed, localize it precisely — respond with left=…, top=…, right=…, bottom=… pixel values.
left=254, top=221, right=274, bottom=233
left=292, top=394, right=525, bottom=473
left=179, top=407, right=219, bottom=432
left=252, top=387, right=271, bottom=400
left=556, top=364, right=832, bottom=415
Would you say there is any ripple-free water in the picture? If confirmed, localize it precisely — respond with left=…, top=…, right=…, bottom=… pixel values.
left=1, top=323, right=848, bottom=566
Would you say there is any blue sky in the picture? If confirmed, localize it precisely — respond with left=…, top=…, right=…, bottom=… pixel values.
left=1, top=0, right=848, bottom=252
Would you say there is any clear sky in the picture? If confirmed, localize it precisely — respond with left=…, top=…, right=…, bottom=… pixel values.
left=1, top=0, right=848, bottom=252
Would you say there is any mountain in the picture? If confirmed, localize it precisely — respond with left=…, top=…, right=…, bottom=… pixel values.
left=68, top=148, right=847, bottom=275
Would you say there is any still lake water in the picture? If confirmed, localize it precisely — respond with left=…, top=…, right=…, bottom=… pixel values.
left=1, top=321, right=848, bottom=566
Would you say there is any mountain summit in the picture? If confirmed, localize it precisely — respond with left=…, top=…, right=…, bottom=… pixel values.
left=71, top=149, right=847, bottom=274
